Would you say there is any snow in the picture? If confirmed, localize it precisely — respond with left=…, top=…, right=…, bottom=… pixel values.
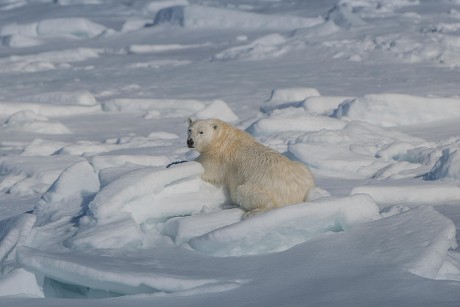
left=20, top=91, right=97, bottom=106
left=2, top=111, right=72, bottom=135
left=352, top=182, right=460, bottom=207
left=334, top=94, right=460, bottom=127
left=1, top=0, right=460, bottom=306
left=261, top=87, right=321, bottom=112
left=153, top=5, right=324, bottom=30
left=0, top=102, right=101, bottom=117
left=0, top=18, right=107, bottom=40
left=426, top=149, right=460, bottom=180
left=0, top=48, right=103, bottom=73
left=189, top=194, right=380, bottom=256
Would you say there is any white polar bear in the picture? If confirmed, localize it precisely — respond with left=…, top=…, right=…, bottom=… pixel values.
left=187, top=118, right=315, bottom=218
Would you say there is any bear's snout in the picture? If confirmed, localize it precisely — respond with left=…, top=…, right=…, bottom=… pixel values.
left=187, top=138, right=194, bottom=148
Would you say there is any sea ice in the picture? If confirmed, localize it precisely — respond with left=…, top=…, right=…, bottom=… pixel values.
left=153, top=5, right=324, bottom=30
left=189, top=194, right=380, bottom=256
left=334, top=94, right=460, bottom=127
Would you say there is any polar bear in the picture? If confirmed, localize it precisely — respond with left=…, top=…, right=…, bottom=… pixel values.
left=187, top=118, right=315, bottom=218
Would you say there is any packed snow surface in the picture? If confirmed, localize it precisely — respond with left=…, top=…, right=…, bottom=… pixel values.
left=1, top=0, right=460, bottom=306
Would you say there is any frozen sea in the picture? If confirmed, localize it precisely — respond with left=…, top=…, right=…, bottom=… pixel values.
left=0, top=0, right=460, bottom=306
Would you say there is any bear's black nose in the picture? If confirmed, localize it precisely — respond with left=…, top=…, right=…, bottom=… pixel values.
left=187, top=138, right=194, bottom=148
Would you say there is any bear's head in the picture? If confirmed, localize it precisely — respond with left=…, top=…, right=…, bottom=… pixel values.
left=187, top=118, right=220, bottom=153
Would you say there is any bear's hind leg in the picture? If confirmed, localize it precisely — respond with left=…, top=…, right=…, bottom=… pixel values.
left=235, top=184, right=276, bottom=219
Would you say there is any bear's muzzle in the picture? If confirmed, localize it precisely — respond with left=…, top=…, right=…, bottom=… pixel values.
left=187, top=138, right=194, bottom=148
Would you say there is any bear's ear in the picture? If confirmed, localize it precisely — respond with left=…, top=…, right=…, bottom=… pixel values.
left=187, top=117, right=193, bottom=126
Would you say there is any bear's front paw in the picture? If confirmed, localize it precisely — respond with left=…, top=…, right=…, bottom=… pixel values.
left=242, top=208, right=269, bottom=219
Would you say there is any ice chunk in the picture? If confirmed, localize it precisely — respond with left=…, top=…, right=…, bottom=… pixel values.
left=0, top=48, right=103, bottom=73
left=128, top=43, right=209, bottom=54
left=350, top=206, right=456, bottom=279
left=0, top=268, right=43, bottom=297
left=351, top=182, right=460, bottom=206
left=144, top=0, right=189, bottom=13
left=334, top=94, right=460, bottom=127
left=153, top=5, right=324, bottom=30
left=120, top=18, right=151, bottom=33
left=327, top=3, right=367, bottom=29
left=2, top=110, right=72, bottom=134
left=0, top=156, right=85, bottom=196
left=0, top=213, right=36, bottom=262
left=189, top=194, right=380, bottom=256
left=70, top=215, right=144, bottom=250
left=1, top=34, right=43, bottom=48
left=21, top=91, right=97, bottom=106
left=190, top=100, right=238, bottom=122
left=0, top=102, right=101, bottom=117
left=68, top=162, right=227, bottom=249
left=289, top=142, right=387, bottom=179
left=17, top=246, right=238, bottom=296
left=214, top=34, right=289, bottom=61
left=247, top=112, right=346, bottom=137
left=1, top=18, right=107, bottom=39
left=56, top=0, right=104, bottom=4
left=262, top=87, right=321, bottom=112
left=163, top=208, right=244, bottom=245
left=425, top=149, right=460, bottom=180
left=102, top=98, right=206, bottom=117
left=90, top=155, right=170, bottom=173
left=289, top=119, right=427, bottom=178
left=34, top=160, right=100, bottom=226
left=302, top=96, right=353, bottom=116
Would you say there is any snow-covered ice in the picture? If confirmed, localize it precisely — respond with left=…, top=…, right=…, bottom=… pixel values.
left=1, top=0, right=460, bottom=306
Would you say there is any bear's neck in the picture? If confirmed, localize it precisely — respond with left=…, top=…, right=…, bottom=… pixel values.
left=206, top=128, right=247, bottom=162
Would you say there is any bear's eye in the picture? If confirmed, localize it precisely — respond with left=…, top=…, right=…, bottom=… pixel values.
left=199, top=131, right=204, bottom=134
left=188, top=129, right=191, bottom=133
